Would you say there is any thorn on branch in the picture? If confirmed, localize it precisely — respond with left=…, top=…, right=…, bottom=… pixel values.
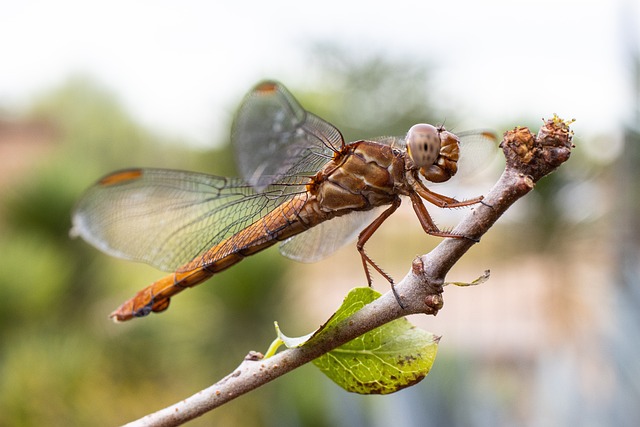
left=410, top=257, right=445, bottom=315
left=411, top=257, right=425, bottom=276
left=424, top=294, right=444, bottom=315
left=245, top=351, right=264, bottom=361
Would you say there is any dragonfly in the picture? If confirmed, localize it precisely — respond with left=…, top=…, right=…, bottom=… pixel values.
left=71, top=81, right=497, bottom=322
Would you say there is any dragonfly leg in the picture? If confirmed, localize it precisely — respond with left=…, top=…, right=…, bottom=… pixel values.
left=480, top=199, right=495, bottom=209
left=357, top=198, right=400, bottom=284
left=356, top=198, right=406, bottom=309
left=412, top=177, right=484, bottom=208
left=408, top=191, right=478, bottom=241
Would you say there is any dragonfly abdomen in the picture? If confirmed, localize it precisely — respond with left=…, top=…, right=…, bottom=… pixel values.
left=110, top=194, right=328, bottom=321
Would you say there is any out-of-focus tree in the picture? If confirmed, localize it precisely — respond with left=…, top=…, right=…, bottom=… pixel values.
left=296, top=44, right=440, bottom=141
left=606, top=46, right=640, bottom=427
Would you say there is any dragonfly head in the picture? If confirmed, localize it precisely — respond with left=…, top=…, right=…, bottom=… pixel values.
left=406, top=124, right=461, bottom=183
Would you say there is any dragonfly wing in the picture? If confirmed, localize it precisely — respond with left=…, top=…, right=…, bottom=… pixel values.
left=232, top=81, right=344, bottom=191
left=455, top=129, right=499, bottom=179
left=279, top=208, right=384, bottom=263
left=370, top=135, right=406, bottom=149
left=71, top=168, right=304, bottom=271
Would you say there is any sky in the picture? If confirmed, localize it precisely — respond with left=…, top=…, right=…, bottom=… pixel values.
left=1, top=0, right=638, bottom=146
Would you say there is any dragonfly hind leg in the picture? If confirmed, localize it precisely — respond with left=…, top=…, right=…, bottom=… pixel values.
left=356, top=198, right=406, bottom=308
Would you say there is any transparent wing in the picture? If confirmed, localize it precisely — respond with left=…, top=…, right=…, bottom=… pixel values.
left=279, top=208, right=384, bottom=263
left=370, top=136, right=406, bottom=148
left=232, top=81, right=344, bottom=191
left=70, top=168, right=306, bottom=272
left=455, top=129, right=499, bottom=179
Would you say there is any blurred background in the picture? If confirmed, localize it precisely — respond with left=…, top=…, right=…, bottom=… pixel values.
left=1, top=1, right=639, bottom=426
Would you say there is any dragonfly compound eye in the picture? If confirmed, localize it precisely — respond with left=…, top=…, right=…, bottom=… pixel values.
left=421, top=130, right=461, bottom=183
left=406, top=124, right=441, bottom=168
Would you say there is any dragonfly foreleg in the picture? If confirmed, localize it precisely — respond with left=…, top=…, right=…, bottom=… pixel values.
left=411, top=177, right=484, bottom=208
left=408, top=191, right=477, bottom=240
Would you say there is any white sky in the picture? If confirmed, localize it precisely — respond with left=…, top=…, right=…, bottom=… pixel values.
left=1, top=0, right=638, bottom=145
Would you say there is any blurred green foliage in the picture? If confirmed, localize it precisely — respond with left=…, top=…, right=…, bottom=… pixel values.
left=0, top=76, right=295, bottom=426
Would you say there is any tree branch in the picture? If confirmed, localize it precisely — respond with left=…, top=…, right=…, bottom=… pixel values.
left=122, top=116, right=574, bottom=427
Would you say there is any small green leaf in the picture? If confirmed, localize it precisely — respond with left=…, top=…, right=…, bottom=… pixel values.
left=263, top=322, right=314, bottom=358
left=275, top=321, right=315, bottom=349
left=311, top=287, right=440, bottom=395
left=444, top=269, right=490, bottom=287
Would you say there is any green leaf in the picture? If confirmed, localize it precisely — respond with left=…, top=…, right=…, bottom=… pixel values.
left=276, top=287, right=440, bottom=395
left=263, top=322, right=314, bottom=358
left=444, top=269, right=491, bottom=287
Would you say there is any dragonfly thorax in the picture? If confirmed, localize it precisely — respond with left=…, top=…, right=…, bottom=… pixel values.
left=313, top=140, right=405, bottom=214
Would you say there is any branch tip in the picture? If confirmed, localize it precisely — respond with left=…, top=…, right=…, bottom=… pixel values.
left=500, top=115, right=574, bottom=181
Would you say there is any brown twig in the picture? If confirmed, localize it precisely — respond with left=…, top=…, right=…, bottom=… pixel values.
left=122, top=117, right=574, bottom=427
